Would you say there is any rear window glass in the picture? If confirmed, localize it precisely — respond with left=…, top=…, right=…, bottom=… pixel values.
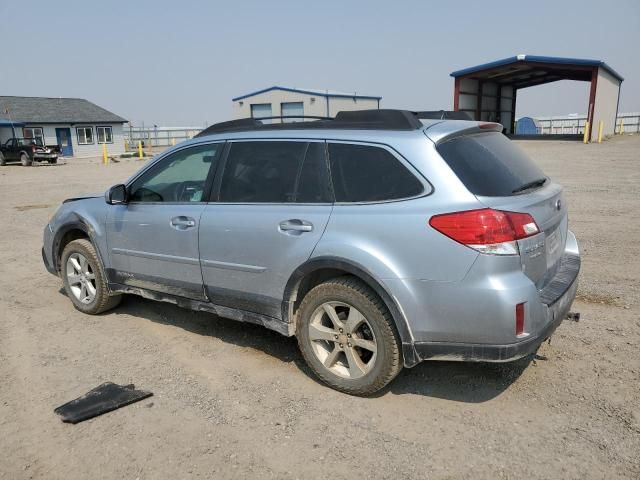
left=328, top=143, right=423, bottom=202
left=437, top=132, right=547, bottom=197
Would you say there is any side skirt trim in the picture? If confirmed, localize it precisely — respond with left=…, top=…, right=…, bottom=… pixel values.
left=109, top=282, right=290, bottom=336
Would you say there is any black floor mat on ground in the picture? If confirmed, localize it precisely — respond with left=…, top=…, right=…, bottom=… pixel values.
left=54, top=382, right=153, bottom=424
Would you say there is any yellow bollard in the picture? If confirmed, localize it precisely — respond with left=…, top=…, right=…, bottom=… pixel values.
left=102, top=143, right=108, bottom=165
left=583, top=121, right=590, bottom=144
left=620, top=119, right=625, bottom=134
left=172, top=138, right=176, bottom=146
left=597, top=121, right=604, bottom=143
left=138, top=141, right=143, bottom=160
left=124, top=139, right=129, bottom=152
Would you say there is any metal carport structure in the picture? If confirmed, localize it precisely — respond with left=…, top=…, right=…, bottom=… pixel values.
left=450, top=55, right=623, bottom=141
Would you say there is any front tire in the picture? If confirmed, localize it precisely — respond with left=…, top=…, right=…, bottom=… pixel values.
left=61, top=239, right=121, bottom=314
left=296, top=276, right=402, bottom=396
left=0, top=152, right=5, bottom=166
left=20, top=153, right=32, bottom=166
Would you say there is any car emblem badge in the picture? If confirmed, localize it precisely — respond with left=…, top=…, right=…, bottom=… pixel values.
left=555, top=199, right=561, bottom=211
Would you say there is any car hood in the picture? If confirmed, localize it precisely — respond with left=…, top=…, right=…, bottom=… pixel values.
left=62, top=192, right=102, bottom=203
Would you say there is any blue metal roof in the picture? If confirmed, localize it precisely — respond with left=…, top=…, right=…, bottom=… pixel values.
left=450, top=55, right=623, bottom=82
left=0, top=118, right=24, bottom=127
left=232, top=86, right=382, bottom=102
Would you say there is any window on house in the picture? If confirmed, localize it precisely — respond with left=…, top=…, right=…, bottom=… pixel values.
left=23, top=127, right=44, bottom=144
left=97, top=126, right=113, bottom=144
left=76, top=127, right=94, bottom=145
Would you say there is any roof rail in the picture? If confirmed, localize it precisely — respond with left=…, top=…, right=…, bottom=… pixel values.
left=195, top=109, right=470, bottom=137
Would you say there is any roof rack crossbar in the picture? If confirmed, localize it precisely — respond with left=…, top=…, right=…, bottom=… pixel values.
left=253, top=115, right=331, bottom=121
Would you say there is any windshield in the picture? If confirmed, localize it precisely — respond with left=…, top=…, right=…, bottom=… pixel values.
left=436, top=132, right=547, bottom=197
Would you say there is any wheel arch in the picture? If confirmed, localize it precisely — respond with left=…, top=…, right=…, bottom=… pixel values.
left=282, top=256, right=420, bottom=367
left=52, top=220, right=103, bottom=274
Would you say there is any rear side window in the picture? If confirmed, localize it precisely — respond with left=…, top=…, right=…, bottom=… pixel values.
left=328, top=143, right=423, bottom=202
left=219, top=141, right=331, bottom=203
left=296, top=142, right=332, bottom=203
left=437, top=132, right=547, bottom=197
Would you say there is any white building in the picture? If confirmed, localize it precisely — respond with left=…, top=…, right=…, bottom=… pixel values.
left=232, top=86, right=381, bottom=121
left=0, top=96, right=127, bottom=158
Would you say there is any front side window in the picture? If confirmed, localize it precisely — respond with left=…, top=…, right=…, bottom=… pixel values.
left=76, top=127, right=94, bottom=145
left=220, top=141, right=325, bottom=203
left=129, top=144, right=219, bottom=203
left=328, top=143, right=424, bottom=202
left=97, top=126, right=113, bottom=144
left=23, top=127, right=44, bottom=144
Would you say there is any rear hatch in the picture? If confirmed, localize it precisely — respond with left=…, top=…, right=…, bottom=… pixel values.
left=431, top=126, right=567, bottom=289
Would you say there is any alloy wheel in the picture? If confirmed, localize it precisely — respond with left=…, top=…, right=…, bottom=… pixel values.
left=66, top=253, right=97, bottom=304
left=308, top=301, right=378, bottom=379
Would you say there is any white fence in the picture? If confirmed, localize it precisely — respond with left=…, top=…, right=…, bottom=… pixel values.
left=126, top=113, right=640, bottom=145
left=535, top=112, right=640, bottom=135
left=124, top=125, right=204, bottom=148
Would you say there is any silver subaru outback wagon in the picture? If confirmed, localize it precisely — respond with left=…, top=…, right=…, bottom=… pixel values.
left=42, top=110, right=580, bottom=395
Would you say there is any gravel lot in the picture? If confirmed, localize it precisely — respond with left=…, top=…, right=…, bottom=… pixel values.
left=1, top=136, right=639, bottom=479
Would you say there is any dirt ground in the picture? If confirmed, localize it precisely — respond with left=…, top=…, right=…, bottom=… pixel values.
left=1, top=136, right=639, bottom=479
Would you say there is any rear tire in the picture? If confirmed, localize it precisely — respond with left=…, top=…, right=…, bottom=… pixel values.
left=48, top=158, right=57, bottom=164
left=61, top=239, right=121, bottom=315
left=20, top=153, right=32, bottom=166
left=0, top=152, right=5, bottom=166
left=296, top=276, right=402, bottom=396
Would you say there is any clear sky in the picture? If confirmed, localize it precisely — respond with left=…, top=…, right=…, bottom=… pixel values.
left=1, top=0, right=638, bottom=126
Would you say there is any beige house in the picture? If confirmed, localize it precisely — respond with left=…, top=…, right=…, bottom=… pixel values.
left=232, top=86, right=381, bottom=122
left=0, top=96, right=127, bottom=158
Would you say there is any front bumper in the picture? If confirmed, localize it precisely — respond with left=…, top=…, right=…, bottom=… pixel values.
left=42, top=246, right=57, bottom=274
left=42, top=224, right=57, bottom=275
left=413, top=252, right=580, bottom=363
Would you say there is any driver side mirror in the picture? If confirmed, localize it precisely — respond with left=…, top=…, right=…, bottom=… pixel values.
left=106, top=184, right=128, bottom=205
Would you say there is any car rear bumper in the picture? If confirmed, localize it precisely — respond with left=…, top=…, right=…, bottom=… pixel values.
left=413, top=263, right=579, bottom=362
left=34, top=153, right=58, bottom=160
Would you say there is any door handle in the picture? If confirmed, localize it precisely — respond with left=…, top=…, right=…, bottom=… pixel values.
left=170, top=216, right=196, bottom=230
left=279, top=219, right=313, bottom=233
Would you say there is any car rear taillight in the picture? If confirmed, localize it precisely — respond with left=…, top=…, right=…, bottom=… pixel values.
left=429, top=208, right=539, bottom=255
left=478, top=122, right=501, bottom=130
left=516, top=302, right=525, bottom=336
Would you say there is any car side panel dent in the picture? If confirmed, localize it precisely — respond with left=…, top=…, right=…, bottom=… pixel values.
left=51, top=198, right=110, bottom=274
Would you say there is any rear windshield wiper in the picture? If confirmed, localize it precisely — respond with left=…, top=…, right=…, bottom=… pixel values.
left=512, top=178, right=547, bottom=194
